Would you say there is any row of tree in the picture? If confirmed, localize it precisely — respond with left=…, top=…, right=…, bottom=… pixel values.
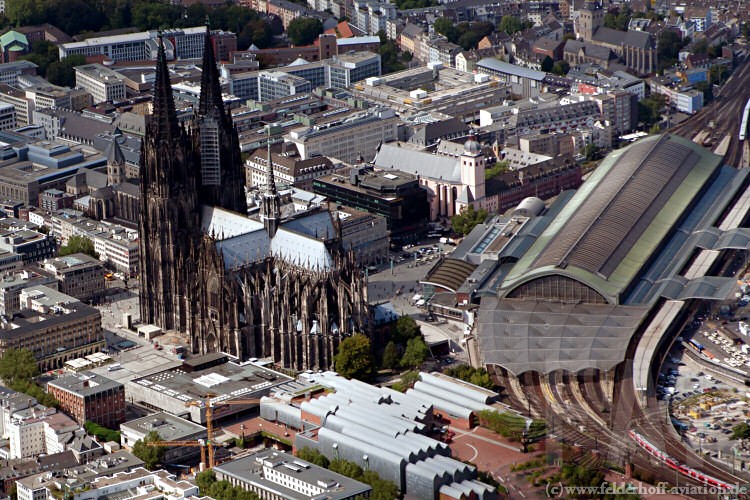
left=295, top=448, right=400, bottom=500
left=0, top=348, right=58, bottom=407
left=8, top=0, right=277, bottom=51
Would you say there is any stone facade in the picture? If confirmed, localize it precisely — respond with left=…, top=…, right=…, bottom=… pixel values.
left=139, top=32, right=368, bottom=371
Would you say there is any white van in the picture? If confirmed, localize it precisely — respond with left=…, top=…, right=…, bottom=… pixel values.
left=107, top=363, right=121, bottom=371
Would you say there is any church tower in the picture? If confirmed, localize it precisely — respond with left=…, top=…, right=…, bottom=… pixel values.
left=460, top=134, right=486, bottom=202
left=139, top=35, right=200, bottom=332
left=259, top=140, right=281, bottom=238
left=578, top=1, right=603, bottom=41
left=106, top=128, right=126, bottom=185
left=196, top=26, right=247, bottom=213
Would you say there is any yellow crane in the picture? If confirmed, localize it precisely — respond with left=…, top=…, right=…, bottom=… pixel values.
left=147, top=394, right=266, bottom=470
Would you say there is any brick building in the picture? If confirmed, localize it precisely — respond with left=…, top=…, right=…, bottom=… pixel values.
left=47, top=371, right=125, bottom=429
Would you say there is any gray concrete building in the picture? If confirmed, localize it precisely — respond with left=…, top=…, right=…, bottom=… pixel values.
left=120, top=413, right=206, bottom=463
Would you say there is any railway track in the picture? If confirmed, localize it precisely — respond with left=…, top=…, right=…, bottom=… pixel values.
left=671, top=58, right=750, bottom=167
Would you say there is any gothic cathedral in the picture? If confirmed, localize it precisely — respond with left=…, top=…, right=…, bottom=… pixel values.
left=138, top=30, right=369, bottom=371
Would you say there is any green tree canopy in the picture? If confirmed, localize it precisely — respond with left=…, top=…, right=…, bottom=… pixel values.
left=381, top=341, right=400, bottom=370
left=391, top=370, right=420, bottom=392
left=733, top=422, right=750, bottom=440
left=295, top=447, right=330, bottom=468
left=19, top=40, right=59, bottom=78
left=393, top=315, right=421, bottom=344
left=444, top=365, right=495, bottom=390
left=552, top=60, right=570, bottom=76
left=334, top=334, right=375, bottom=381
left=638, top=94, right=666, bottom=128
left=132, top=431, right=165, bottom=470
left=196, top=470, right=217, bottom=494
left=287, top=17, right=323, bottom=46
left=84, top=421, right=121, bottom=443
left=540, top=55, right=554, bottom=72
left=47, top=54, right=87, bottom=88
left=401, top=337, right=429, bottom=369
left=451, top=205, right=488, bottom=236
left=60, top=235, right=98, bottom=259
left=499, top=15, right=531, bottom=35
left=603, top=5, right=631, bottom=31
left=0, top=348, right=39, bottom=386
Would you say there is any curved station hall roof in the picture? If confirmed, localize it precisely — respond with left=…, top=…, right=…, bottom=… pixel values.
left=476, top=134, right=748, bottom=376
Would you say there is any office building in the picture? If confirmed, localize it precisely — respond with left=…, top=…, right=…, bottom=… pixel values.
left=289, top=107, right=399, bottom=163
left=245, top=143, right=336, bottom=190
left=58, top=27, right=222, bottom=62
left=0, top=269, right=56, bottom=316
left=214, top=450, right=372, bottom=500
left=120, top=413, right=207, bottom=463
left=313, top=166, right=429, bottom=243
left=74, top=64, right=126, bottom=104
left=42, top=253, right=105, bottom=301
left=47, top=372, right=125, bottom=429
left=258, top=71, right=312, bottom=102
left=0, top=285, right=103, bottom=371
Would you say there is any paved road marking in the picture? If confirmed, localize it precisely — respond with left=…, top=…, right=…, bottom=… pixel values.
left=450, top=427, right=521, bottom=452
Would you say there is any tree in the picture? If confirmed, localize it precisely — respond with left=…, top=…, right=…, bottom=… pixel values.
left=657, top=30, right=688, bottom=71
left=552, top=60, right=570, bottom=76
left=695, top=80, right=713, bottom=103
left=329, top=458, right=364, bottom=479
left=401, top=337, right=429, bottom=369
left=733, top=422, right=750, bottom=440
left=381, top=341, right=400, bottom=369
left=393, top=315, right=421, bottom=344
left=583, top=143, right=601, bottom=161
left=287, top=17, right=323, bottom=46
left=603, top=5, right=631, bottom=31
left=457, top=31, right=480, bottom=50
left=444, top=365, right=495, bottom=390
left=132, top=431, right=165, bottom=470
left=638, top=94, right=666, bottom=127
left=0, top=348, right=39, bottom=385
left=19, top=40, right=58, bottom=77
left=391, top=370, right=420, bottom=392
left=196, top=470, right=217, bottom=494
left=434, top=17, right=457, bottom=42
left=59, top=235, right=98, bottom=258
left=451, top=205, right=488, bottom=236
left=540, top=55, right=554, bottom=72
left=84, top=421, right=120, bottom=443
left=6, top=0, right=45, bottom=27
left=485, top=160, right=509, bottom=179
left=295, top=447, right=330, bottom=468
left=333, top=334, right=375, bottom=381
left=499, top=15, right=525, bottom=35
left=47, top=54, right=87, bottom=88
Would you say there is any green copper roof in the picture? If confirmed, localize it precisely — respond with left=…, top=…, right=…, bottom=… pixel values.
left=0, top=31, right=28, bottom=49
left=500, top=134, right=723, bottom=304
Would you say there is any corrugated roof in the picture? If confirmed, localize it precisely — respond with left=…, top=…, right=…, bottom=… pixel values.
left=422, top=258, right=477, bottom=293
left=476, top=58, right=546, bottom=80
left=500, top=134, right=723, bottom=304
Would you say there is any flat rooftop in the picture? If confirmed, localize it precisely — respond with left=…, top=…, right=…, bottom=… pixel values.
left=214, top=449, right=371, bottom=500
left=48, top=370, right=121, bottom=396
left=120, top=412, right=206, bottom=441
left=131, top=358, right=292, bottom=406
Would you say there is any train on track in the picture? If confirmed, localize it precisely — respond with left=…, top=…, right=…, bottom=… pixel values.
left=740, top=98, right=750, bottom=141
left=629, top=430, right=732, bottom=490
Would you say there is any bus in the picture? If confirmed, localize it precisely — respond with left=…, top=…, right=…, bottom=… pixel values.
left=689, top=339, right=704, bottom=353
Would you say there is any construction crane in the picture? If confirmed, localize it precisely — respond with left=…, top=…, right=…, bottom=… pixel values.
left=146, top=394, right=266, bottom=470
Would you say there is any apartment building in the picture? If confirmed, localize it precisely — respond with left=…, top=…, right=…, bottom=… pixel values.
left=245, top=143, right=337, bottom=190
left=47, top=372, right=125, bottom=429
left=74, top=64, right=126, bottom=104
